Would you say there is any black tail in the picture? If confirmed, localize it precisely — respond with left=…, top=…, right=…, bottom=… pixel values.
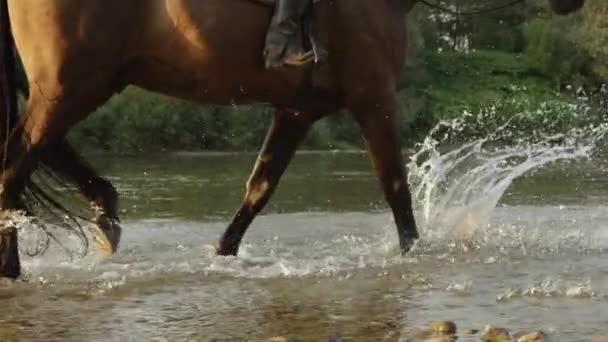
left=0, top=0, right=17, bottom=158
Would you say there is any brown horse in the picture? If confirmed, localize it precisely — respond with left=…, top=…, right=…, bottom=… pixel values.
left=0, top=0, right=586, bottom=278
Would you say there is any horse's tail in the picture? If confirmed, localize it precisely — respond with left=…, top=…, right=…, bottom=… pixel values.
left=0, top=0, right=17, bottom=158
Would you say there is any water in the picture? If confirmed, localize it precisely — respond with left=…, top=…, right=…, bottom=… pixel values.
left=2, top=113, right=608, bottom=340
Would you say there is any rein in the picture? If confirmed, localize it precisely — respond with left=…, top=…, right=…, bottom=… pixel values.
left=418, top=0, right=527, bottom=16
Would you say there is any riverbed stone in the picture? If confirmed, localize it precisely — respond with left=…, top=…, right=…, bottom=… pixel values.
left=430, top=321, right=457, bottom=335
left=0, top=224, right=20, bottom=279
left=405, top=324, right=457, bottom=342
left=480, top=325, right=511, bottom=342
left=515, top=331, right=545, bottom=342
left=427, top=337, right=457, bottom=342
left=266, top=337, right=287, bottom=342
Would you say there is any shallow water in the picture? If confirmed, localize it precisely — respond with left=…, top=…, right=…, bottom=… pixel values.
left=2, top=152, right=608, bottom=341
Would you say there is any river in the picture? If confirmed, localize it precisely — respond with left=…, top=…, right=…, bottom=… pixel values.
left=0, top=151, right=607, bottom=341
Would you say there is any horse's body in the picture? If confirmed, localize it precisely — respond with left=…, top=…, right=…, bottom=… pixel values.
left=2, top=0, right=417, bottom=260
left=0, top=0, right=586, bottom=277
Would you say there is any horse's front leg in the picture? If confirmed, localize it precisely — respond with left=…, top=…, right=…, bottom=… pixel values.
left=349, top=90, right=419, bottom=254
left=217, top=109, right=318, bottom=256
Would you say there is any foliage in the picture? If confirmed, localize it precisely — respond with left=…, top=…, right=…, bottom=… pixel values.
left=575, top=2, right=608, bottom=80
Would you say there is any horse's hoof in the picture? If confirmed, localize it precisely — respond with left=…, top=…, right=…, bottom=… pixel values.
left=215, top=243, right=238, bottom=257
left=400, top=236, right=418, bottom=255
left=89, top=215, right=122, bottom=256
left=216, top=248, right=237, bottom=257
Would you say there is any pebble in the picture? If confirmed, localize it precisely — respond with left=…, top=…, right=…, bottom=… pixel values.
left=422, top=337, right=457, bottom=342
left=266, top=337, right=287, bottom=342
left=430, top=321, right=457, bottom=335
left=404, top=321, right=458, bottom=342
left=516, top=331, right=545, bottom=342
left=480, top=325, right=511, bottom=342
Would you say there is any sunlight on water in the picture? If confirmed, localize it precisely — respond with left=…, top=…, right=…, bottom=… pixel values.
left=408, top=103, right=608, bottom=240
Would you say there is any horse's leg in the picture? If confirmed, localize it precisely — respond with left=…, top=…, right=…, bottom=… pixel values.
left=41, top=141, right=121, bottom=255
left=349, top=93, right=419, bottom=254
left=0, top=88, right=112, bottom=229
left=218, top=109, right=317, bottom=256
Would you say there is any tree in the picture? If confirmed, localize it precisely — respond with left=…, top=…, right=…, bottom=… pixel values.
left=576, top=2, right=608, bottom=80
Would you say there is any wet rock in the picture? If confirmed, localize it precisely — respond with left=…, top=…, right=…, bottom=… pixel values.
left=266, top=337, right=287, bottom=342
left=404, top=322, right=457, bottom=342
left=480, top=325, right=511, bottom=342
left=424, top=337, right=457, bottom=342
left=265, top=337, right=302, bottom=342
left=430, top=321, right=457, bottom=335
left=515, top=331, right=545, bottom=342
left=404, top=330, right=456, bottom=342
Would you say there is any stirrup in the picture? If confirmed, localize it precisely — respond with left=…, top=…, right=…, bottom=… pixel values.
left=281, top=35, right=327, bottom=67
left=284, top=50, right=315, bottom=66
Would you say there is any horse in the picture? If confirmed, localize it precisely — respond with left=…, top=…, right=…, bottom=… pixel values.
left=0, top=0, right=586, bottom=278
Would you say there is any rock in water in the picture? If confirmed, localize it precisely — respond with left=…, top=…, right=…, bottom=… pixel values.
left=516, top=331, right=545, bottom=342
left=430, top=321, right=457, bottom=335
left=405, top=321, right=458, bottom=342
left=266, top=338, right=287, bottom=342
left=0, top=224, right=20, bottom=279
left=480, top=325, right=511, bottom=342
left=422, top=337, right=456, bottom=342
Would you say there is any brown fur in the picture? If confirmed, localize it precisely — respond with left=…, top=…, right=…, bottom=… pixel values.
left=0, top=0, right=587, bottom=261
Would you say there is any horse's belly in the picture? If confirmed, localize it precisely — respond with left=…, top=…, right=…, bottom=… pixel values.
left=126, top=52, right=315, bottom=106
left=126, top=0, right=321, bottom=105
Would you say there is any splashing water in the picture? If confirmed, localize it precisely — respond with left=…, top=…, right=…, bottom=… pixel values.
left=407, top=101, right=608, bottom=240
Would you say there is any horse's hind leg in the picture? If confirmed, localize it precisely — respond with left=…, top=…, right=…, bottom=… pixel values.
left=218, top=109, right=318, bottom=256
left=0, top=86, right=113, bottom=228
left=41, top=141, right=121, bottom=255
left=349, top=92, right=419, bottom=254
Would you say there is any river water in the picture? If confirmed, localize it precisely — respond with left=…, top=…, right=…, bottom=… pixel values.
left=1, top=145, right=608, bottom=339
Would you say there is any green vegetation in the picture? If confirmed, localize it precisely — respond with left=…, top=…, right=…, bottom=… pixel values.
left=66, top=1, right=607, bottom=152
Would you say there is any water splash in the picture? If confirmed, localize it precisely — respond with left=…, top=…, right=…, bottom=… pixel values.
left=3, top=210, right=89, bottom=260
left=407, top=101, right=608, bottom=240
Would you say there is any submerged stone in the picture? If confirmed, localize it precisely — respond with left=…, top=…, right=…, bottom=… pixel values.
left=266, top=337, right=288, bottom=342
left=430, top=321, right=457, bottom=335
left=480, top=325, right=511, bottom=342
left=422, top=337, right=457, bottom=342
left=516, top=331, right=545, bottom=342
left=404, top=321, right=458, bottom=342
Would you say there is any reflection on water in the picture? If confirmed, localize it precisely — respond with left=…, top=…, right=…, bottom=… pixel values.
left=1, top=152, right=608, bottom=341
